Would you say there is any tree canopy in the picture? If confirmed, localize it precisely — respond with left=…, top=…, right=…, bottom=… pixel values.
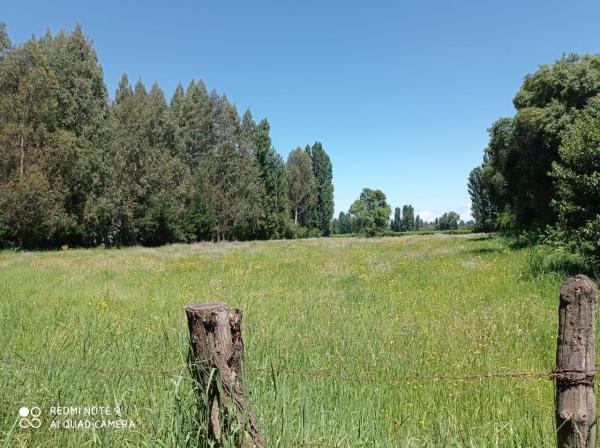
left=469, top=52, right=600, bottom=276
left=473, top=54, right=600, bottom=233
left=349, top=188, right=391, bottom=236
left=0, top=24, right=335, bottom=248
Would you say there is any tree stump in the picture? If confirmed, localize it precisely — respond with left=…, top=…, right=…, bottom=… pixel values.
left=555, top=275, right=597, bottom=448
left=185, top=302, right=264, bottom=447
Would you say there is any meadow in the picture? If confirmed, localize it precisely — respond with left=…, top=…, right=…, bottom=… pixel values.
left=0, top=234, right=573, bottom=447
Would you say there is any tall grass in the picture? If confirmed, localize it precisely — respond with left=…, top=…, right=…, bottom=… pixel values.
left=0, top=234, right=573, bottom=446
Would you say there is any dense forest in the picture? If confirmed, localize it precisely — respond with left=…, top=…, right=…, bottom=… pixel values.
left=0, top=23, right=334, bottom=248
left=7, top=23, right=596, bottom=259
left=468, top=53, right=600, bottom=277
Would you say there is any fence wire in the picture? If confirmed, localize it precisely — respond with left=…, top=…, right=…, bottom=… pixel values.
left=1, top=358, right=595, bottom=448
left=1, top=358, right=597, bottom=383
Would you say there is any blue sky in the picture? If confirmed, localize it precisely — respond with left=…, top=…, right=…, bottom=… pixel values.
left=4, top=1, right=600, bottom=220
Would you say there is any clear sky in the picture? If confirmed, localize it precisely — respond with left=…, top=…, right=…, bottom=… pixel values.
left=4, top=1, right=600, bottom=220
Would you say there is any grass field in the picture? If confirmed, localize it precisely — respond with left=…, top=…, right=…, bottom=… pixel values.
left=0, top=234, right=573, bottom=447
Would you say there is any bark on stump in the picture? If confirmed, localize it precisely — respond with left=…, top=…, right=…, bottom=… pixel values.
left=185, top=302, right=264, bottom=448
left=555, top=275, right=597, bottom=448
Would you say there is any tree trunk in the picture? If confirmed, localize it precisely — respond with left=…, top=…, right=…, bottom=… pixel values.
left=19, top=109, right=26, bottom=177
left=19, top=132, right=24, bottom=177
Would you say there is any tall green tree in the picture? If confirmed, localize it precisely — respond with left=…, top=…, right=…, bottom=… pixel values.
left=0, top=171, right=73, bottom=247
left=286, top=147, right=316, bottom=225
left=551, top=95, right=600, bottom=274
left=335, top=211, right=356, bottom=234
left=309, top=142, right=334, bottom=236
left=109, top=75, right=192, bottom=245
left=401, top=204, right=415, bottom=231
left=468, top=165, right=496, bottom=231
left=349, top=188, right=391, bottom=236
left=39, top=25, right=109, bottom=141
left=168, top=80, right=212, bottom=165
left=477, top=54, right=600, bottom=232
left=200, top=94, right=262, bottom=240
left=391, top=207, right=401, bottom=231
left=436, top=211, right=461, bottom=230
left=0, top=23, right=336, bottom=247
left=0, top=38, right=76, bottom=245
left=254, top=119, right=289, bottom=238
left=0, top=40, right=60, bottom=179
left=240, top=109, right=256, bottom=149
left=202, top=142, right=263, bottom=241
left=33, top=24, right=114, bottom=244
left=165, top=80, right=217, bottom=241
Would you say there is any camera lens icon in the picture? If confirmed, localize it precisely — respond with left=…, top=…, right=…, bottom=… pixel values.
left=18, top=406, right=42, bottom=429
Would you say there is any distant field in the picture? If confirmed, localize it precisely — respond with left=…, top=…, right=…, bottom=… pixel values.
left=0, top=234, right=569, bottom=447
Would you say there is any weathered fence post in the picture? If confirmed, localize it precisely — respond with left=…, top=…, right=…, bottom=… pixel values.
left=555, top=274, right=598, bottom=448
left=185, top=302, right=264, bottom=448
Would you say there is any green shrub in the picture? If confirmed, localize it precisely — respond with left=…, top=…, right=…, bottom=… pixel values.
left=527, top=245, right=587, bottom=277
left=0, top=223, right=14, bottom=248
left=289, top=224, right=322, bottom=239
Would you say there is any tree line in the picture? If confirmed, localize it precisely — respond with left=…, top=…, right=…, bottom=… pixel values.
left=0, top=23, right=334, bottom=248
left=468, top=53, right=600, bottom=276
left=333, top=188, right=470, bottom=236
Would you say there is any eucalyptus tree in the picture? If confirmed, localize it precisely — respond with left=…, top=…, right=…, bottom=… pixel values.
left=253, top=119, right=289, bottom=238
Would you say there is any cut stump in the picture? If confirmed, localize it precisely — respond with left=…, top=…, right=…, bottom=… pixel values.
left=185, top=302, right=264, bottom=448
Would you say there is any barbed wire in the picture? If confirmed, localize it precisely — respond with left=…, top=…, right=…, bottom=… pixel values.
left=1, top=358, right=597, bottom=383
left=0, top=358, right=184, bottom=376
left=246, top=367, right=599, bottom=382
left=2, top=356, right=593, bottom=448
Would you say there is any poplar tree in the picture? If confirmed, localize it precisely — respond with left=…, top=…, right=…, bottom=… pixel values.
left=391, top=207, right=401, bottom=231
left=401, top=204, right=415, bottom=231
left=468, top=165, right=496, bottom=231
left=309, top=142, right=334, bottom=236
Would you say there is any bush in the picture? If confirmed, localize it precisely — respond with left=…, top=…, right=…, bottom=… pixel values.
left=527, top=245, right=587, bottom=277
left=0, top=223, right=14, bottom=248
left=524, top=225, right=596, bottom=279
left=572, top=217, right=600, bottom=278
left=290, top=225, right=322, bottom=239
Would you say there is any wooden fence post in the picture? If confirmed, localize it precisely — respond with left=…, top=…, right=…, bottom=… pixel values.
left=185, top=302, right=264, bottom=448
left=555, top=274, right=597, bottom=448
